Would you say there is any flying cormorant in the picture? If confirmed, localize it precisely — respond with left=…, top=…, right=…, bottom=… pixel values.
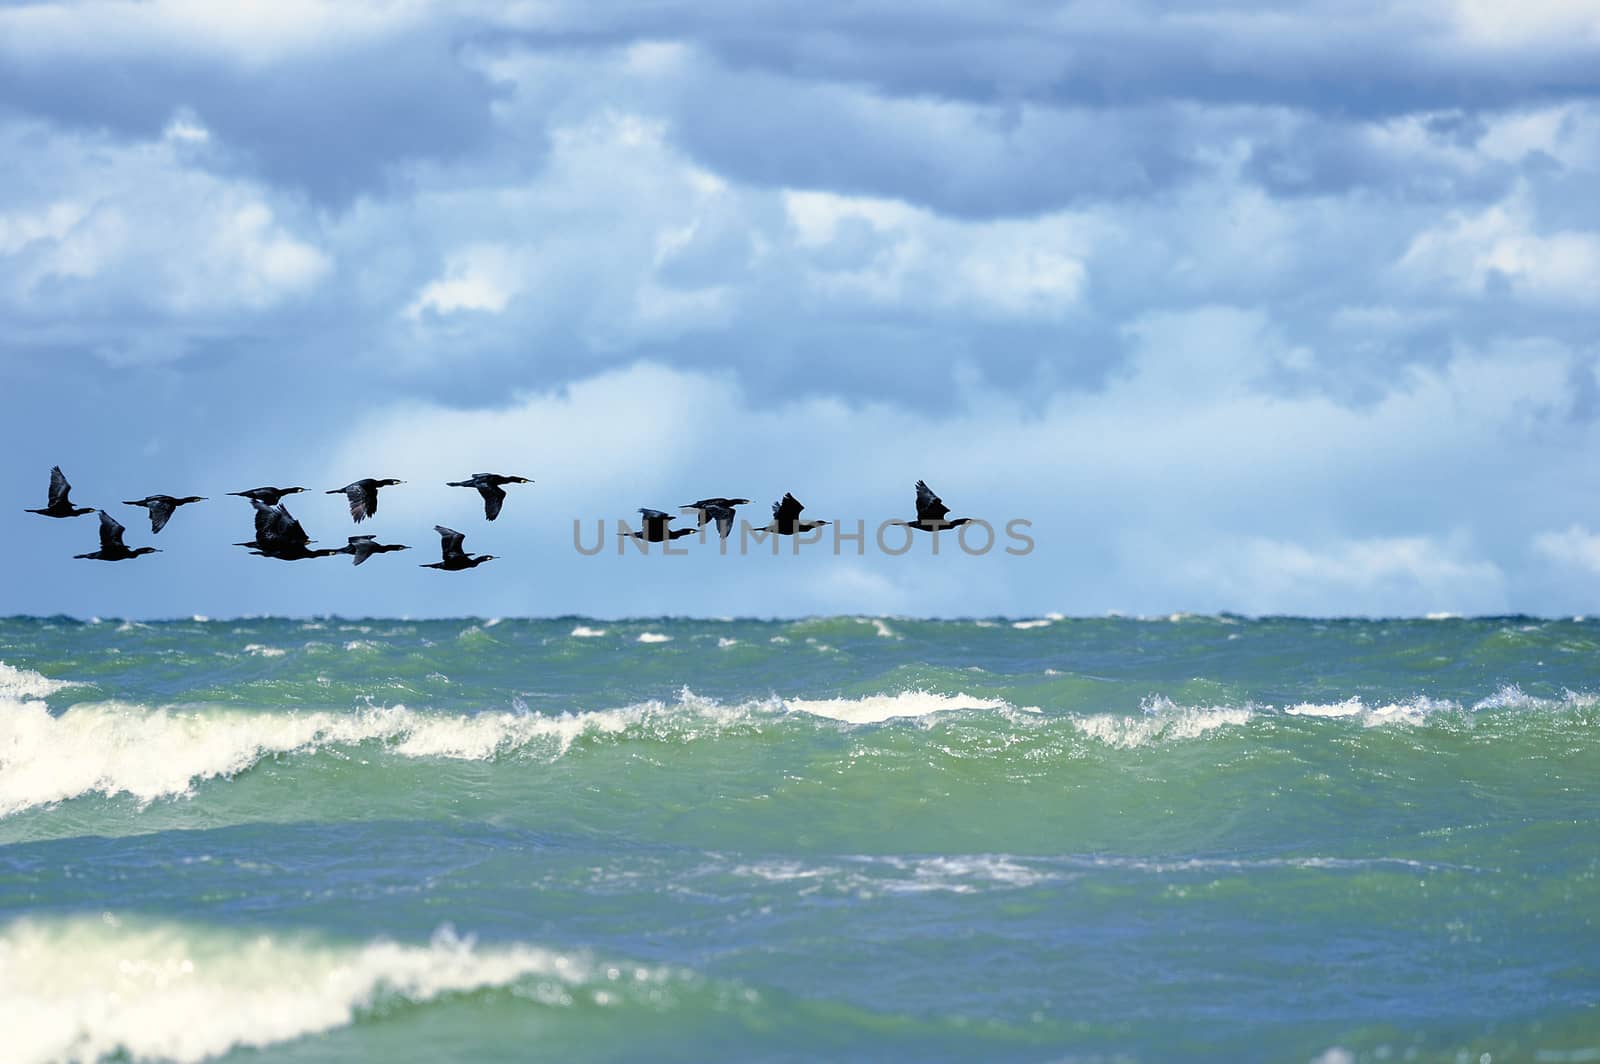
left=235, top=500, right=336, bottom=560
left=26, top=467, right=94, bottom=518
left=422, top=526, right=496, bottom=570
left=335, top=535, right=410, bottom=566
left=764, top=492, right=830, bottom=536
left=897, top=481, right=973, bottom=533
left=681, top=497, right=749, bottom=541
left=326, top=478, right=403, bottom=524
left=75, top=511, right=160, bottom=561
left=228, top=486, right=307, bottom=506
left=447, top=474, right=531, bottom=521
left=623, top=509, right=698, bottom=543
left=123, top=495, right=206, bottom=534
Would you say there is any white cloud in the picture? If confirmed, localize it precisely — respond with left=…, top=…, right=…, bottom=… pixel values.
left=1447, top=0, right=1600, bottom=47
left=0, top=0, right=430, bottom=65
left=0, top=122, right=331, bottom=322
left=1166, top=533, right=1508, bottom=617
left=1395, top=195, right=1600, bottom=305
left=405, top=243, right=521, bottom=320
left=1532, top=525, right=1600, bottom=574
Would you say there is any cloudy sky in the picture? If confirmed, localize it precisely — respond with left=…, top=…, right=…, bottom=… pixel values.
left=3, top=0, right=1600, bottom=619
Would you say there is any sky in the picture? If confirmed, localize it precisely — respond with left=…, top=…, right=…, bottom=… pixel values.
left=3, top=0, right=1600, bottom=619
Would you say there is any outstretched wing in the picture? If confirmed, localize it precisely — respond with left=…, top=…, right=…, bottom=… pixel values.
left=97, top=510, right=126, bottom=551
left=354, top=480, right=379, bottom=522
left=481, top=484, right=507, bottom=521
left=705, top=504, right=735, bottom=541
left=435, top=525, right=467, bottom=558
left=48, top=466, right=71, bottom=508
left=773, top=492, right=804, bottom=522
left=256, top=503, right=310, bottom=547
left=914, top=480, right=950, bottom=521
left=639, top=508, right=671, bottom=521
left=147, top=498, right=177, bottom=534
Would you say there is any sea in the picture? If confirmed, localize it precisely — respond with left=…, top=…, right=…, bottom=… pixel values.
left=0, top=614, right=1596, bottom=1063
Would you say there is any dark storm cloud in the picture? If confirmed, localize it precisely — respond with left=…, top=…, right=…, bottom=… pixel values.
left=0, top=25, right=504, bottom=204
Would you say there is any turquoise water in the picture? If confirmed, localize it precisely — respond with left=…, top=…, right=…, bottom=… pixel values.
left=1, top=615, right=1597, bottom=1062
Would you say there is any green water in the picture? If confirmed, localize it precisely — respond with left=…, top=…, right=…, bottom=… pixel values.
left=1, top=615, right=1597, bottom=1062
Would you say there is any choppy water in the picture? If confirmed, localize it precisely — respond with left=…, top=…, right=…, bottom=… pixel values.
left=1, top=614, right=1597, bottom=1062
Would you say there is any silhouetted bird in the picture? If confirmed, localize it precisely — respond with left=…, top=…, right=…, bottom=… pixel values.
left=681, top=497, right=748, bottom=541
left=897, top=480, right=973, bottom=533
left=76, top=511, right=160, bottom=561
left=123, top=494, right=205, bottom=534
left=447, top=473, right=531, bottom=521
left=326, top=478, right=403, bottom=524
left=422, top=526, right=495, bottom=570
left=26, top=467, right=94, bottom=518
left=335, top=535, right=409, bottom=566
left=229, top=486, right=307, bottom=506
left=236, top=500, right=335, bottom=560
left=765, top=492, right=830, bottom=536
left=623, top=509, right=698, bottom=543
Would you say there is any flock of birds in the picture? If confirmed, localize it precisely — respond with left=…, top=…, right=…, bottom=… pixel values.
left=25, top=467, right=972, bottom=570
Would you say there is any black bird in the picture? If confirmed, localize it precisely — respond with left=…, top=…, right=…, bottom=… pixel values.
left=447, top=473, right=531, bottom=521
left=26, top=466, right=94, bottom=518
left=236, top=500, right=335, bottom=560
left=897, top=480, right=973, bottom=533
left=229, top=486, right=307, bottom=506
left=326, top=478, right=403, bottom=524
left=123, top=494, right=206, bottom=534
left=334, top=535, right=410, bottom=566
left=76, top=511, right=160, bottom=561
left=623, top=509, right=698, bottom=543
left=422, top=526, right=495, bottom=570
left=681, top=497, right=749, bottom=541
left=764, top=492, right=830, bottom=536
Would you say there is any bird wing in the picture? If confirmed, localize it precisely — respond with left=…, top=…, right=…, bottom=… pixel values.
left=257, top=504, right=310, bottom=547
left=914, top=480, right=950, bottom=521
left=705, top=504, right=735, bottom=541
left=481, top=484, right=507, bottom=521
left=97, top=510, right=126, bottom=551
left=251, top=499, right=276, bottom=537
left=48, top=466, right=71, bottom=508
left=147, top=498, right=177, bottom=534
left=773, top=492, right=804, bottom=522
left=348, top=535, right=377, bottom=543
left=284, top=517, right=312, bottom=546
left=639, top=508, right=671, bottom=521
left=356, top=480, right=379, bottom=522
left=436, top=526, right=467, bottom=558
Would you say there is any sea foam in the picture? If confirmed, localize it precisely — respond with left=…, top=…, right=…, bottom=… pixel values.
left=0, top=662, right=75, bottom=700
left=0, top=916, right=633, bottom=1064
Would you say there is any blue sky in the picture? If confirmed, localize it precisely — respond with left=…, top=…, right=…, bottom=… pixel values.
left=3, top=0, right=1600, bottom=619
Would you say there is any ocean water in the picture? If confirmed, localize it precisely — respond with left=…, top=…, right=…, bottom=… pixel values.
left=1, top=614, right=1596, bottom=1063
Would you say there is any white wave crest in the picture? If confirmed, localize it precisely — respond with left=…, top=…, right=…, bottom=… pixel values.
left=570, top=626, right=607, bottom=638
left=0, top=694, right=774, bottom=817
left=635, top=632, right=671, bottom=644
left=0, top=916, right=621, bottom=1064
left=1285, top=695, right=1457, bottom=727
left=781, top=690, right=1028, bottom=724
left=0, top=662, right=75, bottom=700
left=1071, top=696, right=1255, bottom=749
